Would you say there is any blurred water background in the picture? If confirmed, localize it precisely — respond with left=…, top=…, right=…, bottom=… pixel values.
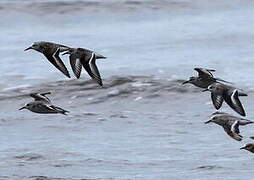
left=1, top=0, right=254, bottom=179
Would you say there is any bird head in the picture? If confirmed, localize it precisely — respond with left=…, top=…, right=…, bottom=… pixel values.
left=19, top=103, right=31, bottom=111
left=204, top=114, right=220, bottom=124
left=182, top=77, right=195, bottom=85
left=240, top=143, right=254, bottom=152
left=24, top=42, right=43, bottom=52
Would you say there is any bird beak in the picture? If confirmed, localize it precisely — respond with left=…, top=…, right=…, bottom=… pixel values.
left=202, top=89, right=209, bottom=92
left=204, top=119, right=212, bottom=124
left=182, top=80, right=189, bottom=85
left=240, top=146, right=246, bottom=150
left=19, top=106, right=26, bottom=110
left=24, top=46, right=32, bottom=51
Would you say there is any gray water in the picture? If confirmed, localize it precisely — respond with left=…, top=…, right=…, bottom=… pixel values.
left=1, top=0, right=254, bottom=179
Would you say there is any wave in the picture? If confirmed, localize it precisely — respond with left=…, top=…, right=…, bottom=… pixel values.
left=0, top=0, right=192, bottom=14
left=0, top=75, right=202, bottom=103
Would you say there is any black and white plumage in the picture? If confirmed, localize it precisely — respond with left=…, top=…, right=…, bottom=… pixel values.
left=25, top=41, right=71, bottom=78
left=203, top=83, right=247, bottom=116
left=182, top=68, right=230, bottom=89
left=63, top=47, right=106, bottom=86
left=205, top=112, right=254, bottom=141
left=19, top=92, right=69, bottom=115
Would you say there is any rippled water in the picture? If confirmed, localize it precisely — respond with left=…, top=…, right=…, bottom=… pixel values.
left=1, top=0, right=254, bottom=179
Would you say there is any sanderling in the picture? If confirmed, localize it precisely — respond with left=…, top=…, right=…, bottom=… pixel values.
left=25, top=41, right=71, bottom=78
left=183, top=68, right=229, bottom=88
left=205, top=112, right=254, bottom=141
left=19, top=92, right=69, bottom=115
left=63, top=47, right=106, bottom=86
left=203, top=83, right=247, bottom=116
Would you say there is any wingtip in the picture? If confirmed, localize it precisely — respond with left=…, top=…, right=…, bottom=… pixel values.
left=232, top=134, right=243, bottom=141
left=214, top=106, right=220, bottom=110
left=238, top=111, right=246, bottom=117
left=62, top=110, right=69, bottom=115
left=73, top=73, right=81, bottom=79
left=98, top=82, right=103, bottom=86
left=240, top=109, right=246, bottom=117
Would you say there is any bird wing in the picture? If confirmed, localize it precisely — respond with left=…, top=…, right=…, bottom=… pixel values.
left=214, top=77, right=232, bottom=84
left=224, top=89, right=246, bottom=116
left=69, top=53, right=82, bottom=79
left=49, top=105, right=69, bottom=115
left=43, top=48, right=70, bottom=78
left=211, top=92, right=224, bottom=110
left=82, top=52, right=103, bottom=86
left=194, top=68, right=215, bottom=78
left=223, top=123, right=242, bottom=141
left=33, top=103, right=59, bottom=114
left=238, top=118, right=254, bottom=125
left=30, top=92, right=51, bottom=103
left=231, top=120, right=240, bottom=134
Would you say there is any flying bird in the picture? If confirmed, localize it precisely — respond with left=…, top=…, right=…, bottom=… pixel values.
left=19, top=92, right=69, bottom=115
left=25, top=41, right=71, bottom=78
left=183, top=68, right=230, bottom=88
left=203, top=83, right=247, bottom=116
left=63, top=47, right=106, bottom=86
left=205, top=112, right=254, bottom=141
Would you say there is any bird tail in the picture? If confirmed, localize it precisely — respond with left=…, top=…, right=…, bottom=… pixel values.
left=52, top=106, right=69, bottom=115
left=238, top=92, right=248, bottom=96
left=95, top=53, right=106, bottom=59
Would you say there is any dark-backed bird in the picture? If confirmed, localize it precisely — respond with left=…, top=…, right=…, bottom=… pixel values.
left=205, top=112, right=254, bottom=141
left=19, top=92, right=69, bottom=115
left=183, top=68, right=230, bottom=88
left=25, top=41, right=71, bottom=78
left=240, top=143, right=254, bottom=153
left=203, top=82, right=247, bottom=116
left=63, top=47, right=106, bottom=86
